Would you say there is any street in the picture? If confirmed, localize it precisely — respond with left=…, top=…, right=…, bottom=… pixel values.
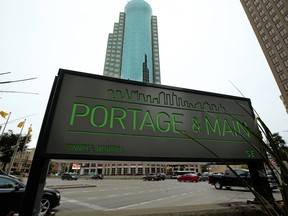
left=40, top=178, right=282, bottom=215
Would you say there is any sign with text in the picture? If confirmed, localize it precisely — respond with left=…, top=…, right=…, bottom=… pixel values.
left=45, top=69, right=262, bottom=162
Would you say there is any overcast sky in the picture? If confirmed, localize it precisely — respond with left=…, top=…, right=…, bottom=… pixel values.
left=1, top=0, right=288, bottom=148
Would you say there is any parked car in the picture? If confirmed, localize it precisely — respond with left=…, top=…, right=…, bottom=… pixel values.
left=143, top=173, right=160, bottom=181
left=208, top=169, right=278, bottom=191
left=0, top=175, right=61, bottom=215
left=199, top=172, right=210, bottom=181
left=61, top=173, right=78, bottom=180
left=157, top=173, right=166, bottom=180
left=177, top=173, right=199, bottom=182
left=91, top=174, right=104, bottom=179
left=172, top=171, right=197, bottom=179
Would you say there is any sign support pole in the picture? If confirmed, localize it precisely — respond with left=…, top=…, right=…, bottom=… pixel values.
left=19, top=76, right=59, bottom=216
left=247, top=162, right=275, bottom=203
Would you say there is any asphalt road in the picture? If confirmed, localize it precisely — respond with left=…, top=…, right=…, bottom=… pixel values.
left=40, top=178, right=282, bottom=215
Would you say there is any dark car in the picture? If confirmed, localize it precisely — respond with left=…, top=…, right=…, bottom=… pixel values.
left=177, top=173, right=199, bottom=182
left=91, top=174, right=104, bottom=180
left=0, top=175, right=61, bottom=215
left=143, top=173, right=160, bottom=181
left=199, top=172, right=210, bottom=181
left=61, top=173, right=78, bottom=180
left=157, top=173, right=166, bottom=180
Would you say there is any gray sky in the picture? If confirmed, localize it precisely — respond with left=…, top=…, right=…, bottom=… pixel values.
left=1, top=0, right=288, bottom=148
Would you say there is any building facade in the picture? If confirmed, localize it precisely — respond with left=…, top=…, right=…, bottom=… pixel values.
left=103, top=0, right=161, bottom=84
left=240, top=0, right=288, bottom=112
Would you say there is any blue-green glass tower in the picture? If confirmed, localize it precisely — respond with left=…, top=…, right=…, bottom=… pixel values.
left=103, top=0, right=161, bottom=84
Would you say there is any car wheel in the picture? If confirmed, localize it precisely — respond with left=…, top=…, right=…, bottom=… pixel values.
left=40, top=197, right=51, bottom=213
left=214, top=181, right=223, bottom=189
left=226, top=187, right=231, bottom=190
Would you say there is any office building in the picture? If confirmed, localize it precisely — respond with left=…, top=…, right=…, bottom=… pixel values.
left=103, top=0, right=161, bottom=84
left=240, top=0, right=288, bottom=112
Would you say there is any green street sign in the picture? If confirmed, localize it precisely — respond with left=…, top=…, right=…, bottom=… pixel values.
left=44, top=69, right=263, bottom=162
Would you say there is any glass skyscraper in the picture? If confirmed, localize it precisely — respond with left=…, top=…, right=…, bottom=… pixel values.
left=103, top=0, right=161, bottom=84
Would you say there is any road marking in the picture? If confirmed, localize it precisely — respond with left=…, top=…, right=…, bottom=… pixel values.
left=61, top=197, right=106, bottom=210
left=105, top=193, right=188, bottom=211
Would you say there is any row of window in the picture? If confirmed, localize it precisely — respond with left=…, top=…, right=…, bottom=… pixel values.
left=271, top=51, right=288, bottom=64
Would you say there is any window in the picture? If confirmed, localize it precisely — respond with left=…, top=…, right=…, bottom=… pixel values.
left=262, top=35, right=268, bottom=42
left=272, top=57, right=278, bottom=64
left=268, top=49, right=275, bottom=56
left=284, top=37, right=288, bottom=45
left=284, top=59, right=288, bottom=68
left=269, top=8, right=275, bottom=16
left=280, top=6, right=287, bottom=15
left=265, top=22, right=271, bottom=29
left=276, top=1, right=283, bottom=8
left=272, top=35, right=279, bottom=43
left=284, top=83, right=288, bottom=91
left=276, top=65, right=283, bottom=73
left=265, top=41, right=271, bottom=49
left=262, top=16, right=268, bottom=22
left=269, top=29, right=275, bottom=36
left=272, top=15, right=279, bottom=23
left=280, top=51, right=287, bottom=59
left=0, top=177, right=18, bottom=189
left=280, top=28, right=287, bottom=37
left=276, top=21, right=283, bottom=29
left=280, top=74, right=287, bottom=81
left=265, top=2, right=271, bottom=9
left=276, top=43, right=283, bottom=51
left=117, top=168, right=122, bottom=175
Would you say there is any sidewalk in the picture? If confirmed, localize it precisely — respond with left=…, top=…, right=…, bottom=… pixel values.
left=55, top=202, right=266, bottom=216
